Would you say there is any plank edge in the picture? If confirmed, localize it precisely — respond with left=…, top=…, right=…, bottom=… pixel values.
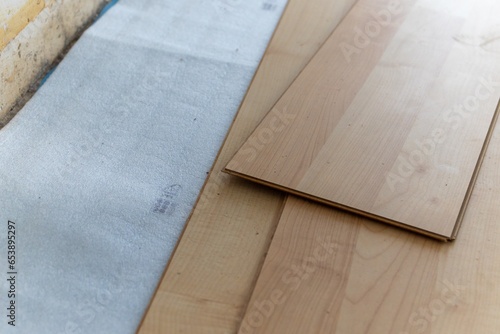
left=223, top=168, right=450, bottom=242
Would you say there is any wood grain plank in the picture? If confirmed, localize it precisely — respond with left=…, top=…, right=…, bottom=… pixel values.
left=237, top=102, right=500, bottom=333
left=238, top=196, right=361, bottom=334
left=137, top=0, right=358, bottom=332
left=225, top=0, right=500, bottom=240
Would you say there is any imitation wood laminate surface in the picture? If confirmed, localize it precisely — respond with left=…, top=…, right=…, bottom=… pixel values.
left=237, top=141, right=500, bottom=333
left=137, top=0, right=358, bottom=332
left=226, top=0, right=500, bottom=240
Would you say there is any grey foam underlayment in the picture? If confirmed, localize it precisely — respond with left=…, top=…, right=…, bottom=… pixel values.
left=0, top=0, right=286, bottom=333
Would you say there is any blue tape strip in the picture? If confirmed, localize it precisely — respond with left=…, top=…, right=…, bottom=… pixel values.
left=96, top=0, right=120, bottom=20
left=38, top=67, right=56, bottom=87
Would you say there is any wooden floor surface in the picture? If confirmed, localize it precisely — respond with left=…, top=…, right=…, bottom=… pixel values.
left=225, top=0, right=500, bottom=240
left=137, top=0, right=358, bottom=332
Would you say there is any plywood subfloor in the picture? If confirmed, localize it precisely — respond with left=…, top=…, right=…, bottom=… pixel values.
left=137, top=0, right=358, bottom=332
left=226, top=0, right=500, bottom=240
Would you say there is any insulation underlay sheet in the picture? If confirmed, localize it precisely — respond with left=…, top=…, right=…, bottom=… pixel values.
left=0, top=0, right=286, bottom=333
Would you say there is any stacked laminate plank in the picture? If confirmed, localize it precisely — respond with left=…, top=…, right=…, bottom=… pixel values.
left=225, top=0, right=500, bottom=241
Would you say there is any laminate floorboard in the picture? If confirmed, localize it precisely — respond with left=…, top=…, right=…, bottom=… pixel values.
left=238, top=171, right=500, bottom=334
left=226, top=0, right=500, bottom=240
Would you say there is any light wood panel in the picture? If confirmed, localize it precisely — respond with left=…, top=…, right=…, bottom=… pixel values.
left=137, top=0, right=358, bottom=333
left=226, top=0, right=500, bottom=240
left=237, top=111, right=500, bottom=332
